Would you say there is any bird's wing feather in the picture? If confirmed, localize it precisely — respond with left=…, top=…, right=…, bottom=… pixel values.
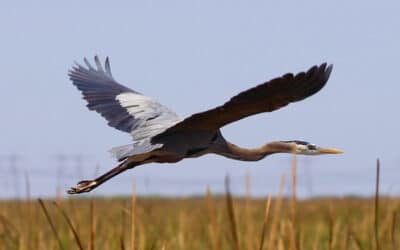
left=69, top=56, right=181, bottom=141
left=156, top=63, right=332, bottom=136
left=110, top=139, right=163, bottom=161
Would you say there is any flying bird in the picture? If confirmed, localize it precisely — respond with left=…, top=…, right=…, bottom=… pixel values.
left=67, top=56, right=342, bottom=194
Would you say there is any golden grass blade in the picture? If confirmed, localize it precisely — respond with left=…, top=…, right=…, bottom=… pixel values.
left=0, top=213, right=20, bottom=248
left=291, top=152, right=297, bottom=208
left=138, top=221, right=146, bottom=250
left=37, top=198, right=65, bottom=250
left=343, top=226, right=350, bottom=250
left=349, top=230, right=363, bottom=250
left=245, top=172, right=251, bottom=201
left=24, top=171, right=32, bottom=248
left=268, top=173, right=287, bottom=249
left=131, top=179, right=137, bottom=250
left=391, top=211, right=397, bottom=250
left=327, top=204, right=333, bottom=250
left=206, top=186, right=219, bottom=250
left=244, top=172, right=254, bottom=250
left=258, top=193, right=272, bottom=250
left=120, top=201, right=127, bottom=250
left=375, top=158, right=380, bottom=250
left=290, top=152, right=298, bottom=250
left=89, top=199, right=95, bottom=250
left=52, top=201, right=84, bottom=250
left=225, top=175, right=240, bottom=250
left=178, top=210, right=185, bottom=250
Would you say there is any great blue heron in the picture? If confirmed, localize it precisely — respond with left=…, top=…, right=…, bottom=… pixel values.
left=67, top=56, right=342, bottom=194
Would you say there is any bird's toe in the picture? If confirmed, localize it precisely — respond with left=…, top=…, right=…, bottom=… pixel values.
left=67, top=180, right=97, bottom=194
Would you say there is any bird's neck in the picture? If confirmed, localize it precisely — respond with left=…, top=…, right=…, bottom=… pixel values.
left=222, top=141, right=293, bottom=161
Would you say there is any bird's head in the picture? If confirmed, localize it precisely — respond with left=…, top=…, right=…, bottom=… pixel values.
left=281, top=140, right=343, bottom=155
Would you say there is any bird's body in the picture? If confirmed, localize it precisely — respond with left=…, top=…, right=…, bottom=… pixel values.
left=67, top=56, right=342, bottom=194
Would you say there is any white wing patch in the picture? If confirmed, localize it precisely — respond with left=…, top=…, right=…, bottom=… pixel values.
left=70, top=56, right=183, bottom=159
left=116, top=92, right=181, bottom=141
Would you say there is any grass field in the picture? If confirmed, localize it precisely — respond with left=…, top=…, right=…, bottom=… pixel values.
left=0, top=162, right=399, bottom=250
left=0, top=194, right=399, bottom=249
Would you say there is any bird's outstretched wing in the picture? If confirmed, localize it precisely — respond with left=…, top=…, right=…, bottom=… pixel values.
left=156, top=63, right=332, bottom=136
left=69, top=56, right=181, bottom=141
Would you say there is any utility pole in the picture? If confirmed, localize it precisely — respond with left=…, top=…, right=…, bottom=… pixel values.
left=0, top=154, right=22, bottom=198
left=54, top=154, right=67, bottom=201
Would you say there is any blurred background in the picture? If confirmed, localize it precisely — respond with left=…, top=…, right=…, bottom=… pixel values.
left=0, top=1, right=399, bottom=199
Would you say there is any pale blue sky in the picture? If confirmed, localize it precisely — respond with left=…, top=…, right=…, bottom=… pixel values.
left=0, top=1, right=399, bottom=198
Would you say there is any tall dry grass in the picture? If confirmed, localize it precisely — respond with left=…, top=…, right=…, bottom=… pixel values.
left=0, top=159, right=399, bottom=249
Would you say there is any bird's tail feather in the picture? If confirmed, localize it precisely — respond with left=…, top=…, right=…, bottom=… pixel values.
left=109, top=140, right=163, bottom=161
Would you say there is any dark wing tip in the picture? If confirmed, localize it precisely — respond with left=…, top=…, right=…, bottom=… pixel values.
left=309, top=62, right=333, bottom=83
left=105, top=57, right=112, bottom=77
left=94, top=55, right=105, bottom=72
left=68, top=56, right=114, bottom=81
left=310, top=62, right=333, bottom=89
left=315, top=63, right=333, bottom=90
left=324, top=63, right=333, bottom=82
left=316, top=62, right=333, bottom=81
left=282, top=62, right=333, bottom=104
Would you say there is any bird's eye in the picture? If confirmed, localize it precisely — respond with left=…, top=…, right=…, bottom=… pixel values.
left=307, top=144, right=316, bottom=150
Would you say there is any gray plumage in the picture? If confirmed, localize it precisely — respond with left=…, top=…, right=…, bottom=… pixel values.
left=109, top=139, right=163, bottom=162
left=69, top=56, right=181, bottom=160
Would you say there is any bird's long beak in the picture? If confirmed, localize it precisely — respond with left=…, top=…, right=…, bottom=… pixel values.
left=318, top=147, right=343, bottom=154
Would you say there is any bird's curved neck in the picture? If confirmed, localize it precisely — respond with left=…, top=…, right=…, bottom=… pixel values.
left=222, top=141, right=293, bottom=161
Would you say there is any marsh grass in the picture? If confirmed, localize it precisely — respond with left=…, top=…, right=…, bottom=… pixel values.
left=131, top=181, right=136, bottom=250
left=0, top=160, right=399, bottom=249
left=0, top=195, right=399, bottom=249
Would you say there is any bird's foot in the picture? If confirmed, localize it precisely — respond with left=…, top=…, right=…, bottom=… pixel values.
left=67, top=180, right=98, bottom=194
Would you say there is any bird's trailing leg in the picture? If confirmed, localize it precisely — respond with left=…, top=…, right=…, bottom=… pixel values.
left=67, top=161, right=139, bottom=194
